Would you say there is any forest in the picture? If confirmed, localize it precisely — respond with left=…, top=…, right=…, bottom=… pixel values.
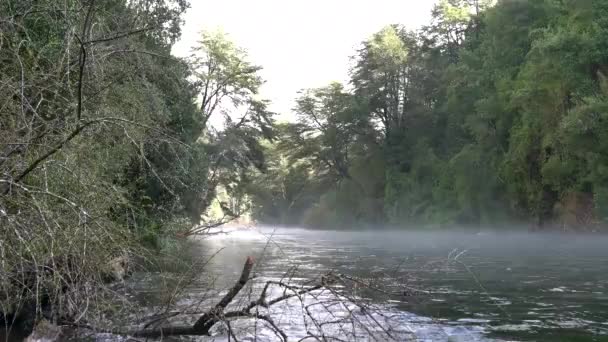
left=249, top=0, right=608, bottom=231
left=1, top=0, right=608, bottom=339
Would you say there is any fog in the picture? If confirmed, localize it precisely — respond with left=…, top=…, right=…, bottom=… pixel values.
left=192, top=226, right=608, bottom=341
left=248, top=225, right=608, bottom=256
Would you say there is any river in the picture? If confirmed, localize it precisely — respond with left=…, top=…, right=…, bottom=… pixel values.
left=132, top=227, right=608, bottom=341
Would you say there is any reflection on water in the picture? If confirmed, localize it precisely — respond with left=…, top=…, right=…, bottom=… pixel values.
left=138, top=227, right=608, bottom=341
left=124, top=227, right=608, bottom=342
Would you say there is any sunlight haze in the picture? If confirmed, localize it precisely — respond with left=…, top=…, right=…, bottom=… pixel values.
left=172, top=0, right=437, bottom=119
left=5, top=1, right=608, bottom=340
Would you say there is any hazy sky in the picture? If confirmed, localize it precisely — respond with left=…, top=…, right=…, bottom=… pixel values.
left=172, top=0, right=437, bottom=119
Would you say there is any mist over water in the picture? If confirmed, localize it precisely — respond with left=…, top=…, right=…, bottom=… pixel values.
left=187, top=227, right=608, bottom=341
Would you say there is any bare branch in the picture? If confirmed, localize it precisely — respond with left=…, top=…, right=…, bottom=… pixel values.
left=191, top=256, right=255, bottom=332
left=6, top=117, right=190, bottom=192
left=84, top=26, right=158, bottom=46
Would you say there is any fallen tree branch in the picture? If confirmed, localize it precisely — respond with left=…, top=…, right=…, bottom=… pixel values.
left=72, top=256, right=412, bottom=341
left=191, top=255, right=255, bottom=332
left=109, top=256, right=256, bottom=338
left=181, top=214, right=238, bottom=237
left=89, top=256, right=325, bottom=339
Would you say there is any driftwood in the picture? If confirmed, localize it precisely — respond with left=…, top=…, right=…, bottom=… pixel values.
left=66, top=255, right=424, bottom=341
left=97, top=256, right=325, bottom=340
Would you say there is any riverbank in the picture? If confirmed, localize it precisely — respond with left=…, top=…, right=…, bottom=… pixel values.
left=5, top=227, right=607, bottom=341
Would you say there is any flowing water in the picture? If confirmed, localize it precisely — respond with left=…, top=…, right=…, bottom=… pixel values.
left=149, top=227, right=608, bottom=342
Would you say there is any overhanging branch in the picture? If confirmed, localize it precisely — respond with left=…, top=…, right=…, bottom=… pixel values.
left=6, top=117, right=189, bottom=193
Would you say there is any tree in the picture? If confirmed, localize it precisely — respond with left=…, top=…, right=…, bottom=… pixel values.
left=190, top=31, right=264, bottom=130
left=0, top=0, right=224, bottom=329
left=182, top=31, right=275, bottom=232
left=252, top=0, right=608, bottom=231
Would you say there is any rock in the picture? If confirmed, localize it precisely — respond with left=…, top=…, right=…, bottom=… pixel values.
left=24, top=319, right=63, bottom=342
left=103, top=255, right=131, bottom=282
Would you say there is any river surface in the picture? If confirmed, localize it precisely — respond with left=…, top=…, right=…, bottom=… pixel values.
left=137, top=227, right=608, bottom=341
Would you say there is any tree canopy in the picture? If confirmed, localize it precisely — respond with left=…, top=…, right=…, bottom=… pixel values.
left=249, top=0, right=608, bottom=231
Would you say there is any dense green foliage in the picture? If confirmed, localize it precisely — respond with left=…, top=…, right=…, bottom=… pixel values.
left=250, top=0, right=608, bottom=231
left=0, top=0, right=271, bottom=325
left=2, top=0, right=608, bottom=336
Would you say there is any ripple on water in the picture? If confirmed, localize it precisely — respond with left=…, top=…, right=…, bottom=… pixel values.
left=171, top=228, right=608, bottom=341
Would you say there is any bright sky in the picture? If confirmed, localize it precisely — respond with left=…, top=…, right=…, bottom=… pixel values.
left=172, top=0, right=437, bottom=119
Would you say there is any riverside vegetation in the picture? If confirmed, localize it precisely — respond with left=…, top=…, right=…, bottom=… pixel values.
left=251, top=0, right=608, bottom=231
left=1, top=0, right=608, bottom=340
